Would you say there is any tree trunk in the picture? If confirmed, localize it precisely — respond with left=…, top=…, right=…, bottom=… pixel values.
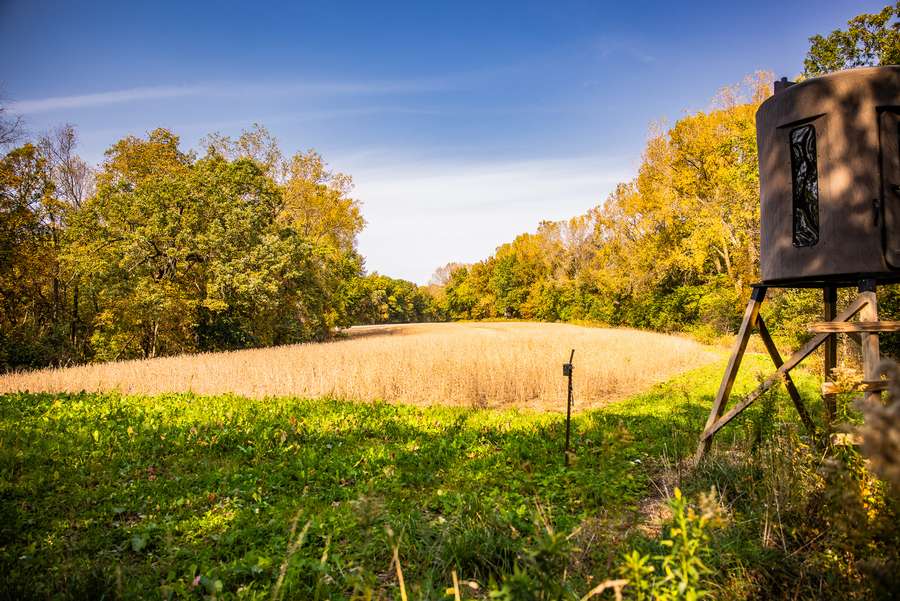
left=71, top=282, right=79, bottom=348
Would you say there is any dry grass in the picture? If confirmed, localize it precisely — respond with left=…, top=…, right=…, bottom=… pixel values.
left=0, top=322, right=721, bottom=411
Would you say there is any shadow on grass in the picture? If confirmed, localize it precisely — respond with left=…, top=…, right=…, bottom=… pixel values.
left=0, top=357, right=821, bottom=599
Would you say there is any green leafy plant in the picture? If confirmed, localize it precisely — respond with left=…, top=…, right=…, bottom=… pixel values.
left=616, top=488, right=722, bottom=601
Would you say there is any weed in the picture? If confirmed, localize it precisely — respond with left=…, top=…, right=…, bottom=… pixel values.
left=610, top=488, right=723, bottom=601
left=7, top=354, right=894, bottom=599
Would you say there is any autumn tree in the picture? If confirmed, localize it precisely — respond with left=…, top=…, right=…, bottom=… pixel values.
left=281, top=150, right=365, bottom=254
left=39, top=125, right=95, bottom=209
left=203, top=124, right=365, bottom=253
left=0, top=144, right=67, bottom=367
left=201, top=124, right=286, bottom=181
left=437, top=74, right=771, bottom=334
left=429, top=262, right=467, bottom=287
left=442, top=263, right=494, bottom=320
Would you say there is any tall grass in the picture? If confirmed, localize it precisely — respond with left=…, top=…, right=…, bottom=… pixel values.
left=0, top=322, right=720, bottom=410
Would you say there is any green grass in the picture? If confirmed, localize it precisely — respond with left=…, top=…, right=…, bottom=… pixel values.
left=0, top=354, right=822, bottom=600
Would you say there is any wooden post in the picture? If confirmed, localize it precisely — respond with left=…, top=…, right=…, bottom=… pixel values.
left=696, top=286, right=766, bottom=461
left=756, top=315, right=816, bottom=437
left=699, top=293, right=869, bottom=447
left=696, top=286, right=878, bottom=460
left=845, top=331, right=896, bottom=362
left=823, top=286, right=838, bottom=422
left=858, top=280, right=881, bottom=404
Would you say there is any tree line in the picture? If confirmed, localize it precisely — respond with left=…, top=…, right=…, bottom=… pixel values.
left=2, top=3, right=896, bottom=369
left=0, top=122, right=439, bottom=370
left=429, top=74, right=769, bottom=339
left=428, top=4, right=900, bottom=347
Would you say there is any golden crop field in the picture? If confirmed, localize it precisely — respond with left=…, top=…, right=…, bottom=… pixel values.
left=0, top=322, right=721, bottom=411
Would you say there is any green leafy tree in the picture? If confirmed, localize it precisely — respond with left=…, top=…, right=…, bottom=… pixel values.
left=66, top=129, right=344, bottom=360
left=348, top=273, right=441, bottom=324
left=804, top=2, right=900, bottom=76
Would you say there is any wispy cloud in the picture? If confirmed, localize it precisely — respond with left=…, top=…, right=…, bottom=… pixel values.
left=8, top=85, right=209, bottom=114
left=8, top=77, right=457, bottom=114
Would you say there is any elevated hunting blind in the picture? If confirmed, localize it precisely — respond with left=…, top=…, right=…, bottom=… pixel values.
left=698, top=66, right=900, bottom=460
left=758, top=66, right=900, bottom=284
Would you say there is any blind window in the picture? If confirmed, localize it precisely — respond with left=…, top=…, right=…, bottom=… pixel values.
left=789, top=124, right=819, bottom=247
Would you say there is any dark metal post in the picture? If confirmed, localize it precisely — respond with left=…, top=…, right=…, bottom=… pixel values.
left=563, top=349, right=575, bottom=467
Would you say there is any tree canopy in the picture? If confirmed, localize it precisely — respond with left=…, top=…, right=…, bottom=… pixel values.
left=0, top=123, right=439, bottom=370
left=804, top=2, right=900, bottom=76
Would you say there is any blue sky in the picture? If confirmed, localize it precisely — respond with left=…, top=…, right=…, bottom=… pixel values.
left=0, top=0, right=884, bottom=283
